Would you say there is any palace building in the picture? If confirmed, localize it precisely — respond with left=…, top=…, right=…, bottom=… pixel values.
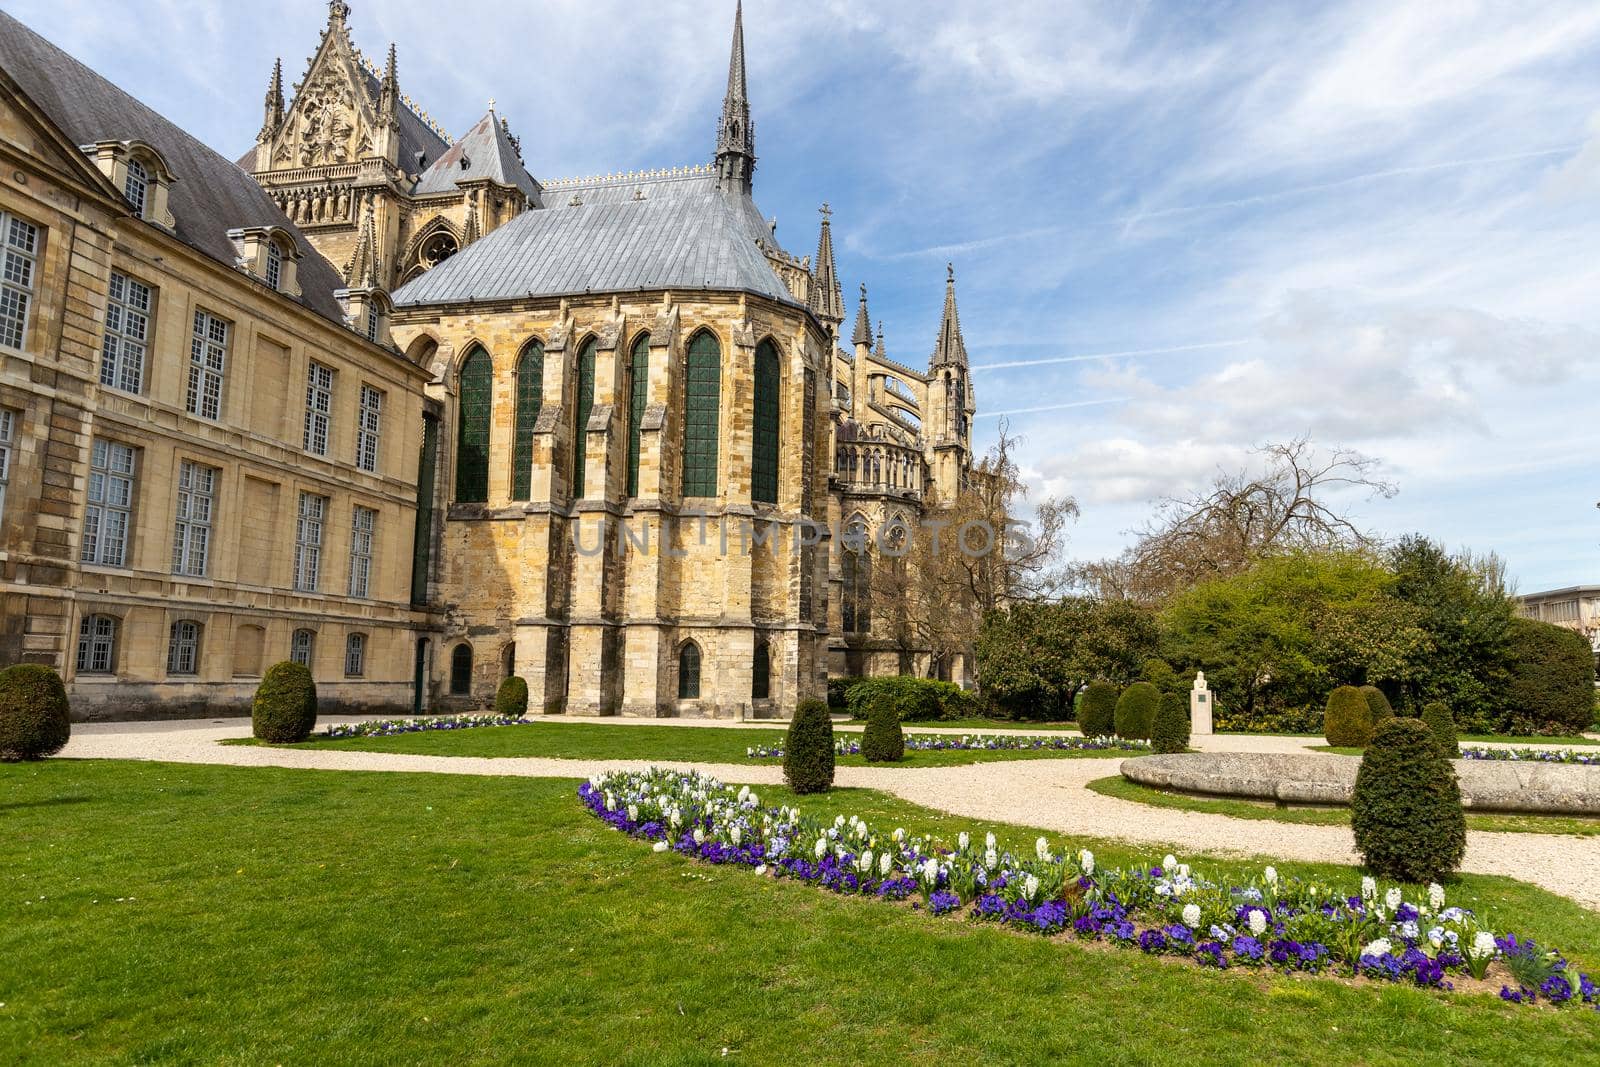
left=0, top=1, right=978, bottom=719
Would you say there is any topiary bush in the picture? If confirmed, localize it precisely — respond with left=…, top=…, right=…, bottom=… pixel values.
left=784, top=698, right=835, bottom=793
left=1361, top=685, right=1395, bottom=727
left=861, top=697, right=905, bottom=762
left=845, top=676, right=953, bottom=723
left=252, top=661, right=318, bottom=743
left=1079, top=682, right=1118, bottom=737
left=1351, top=717, right=1467, bottom=883
left=0, top=664, right=71, bottom=762
left=1324, top=685, right=1373, bottom=748
left=1422, top=701, right=1458, bottom=758
left=1113, top=682, right=1160, bottom=740
left=1151, top=691, right=1190, bottom=754
left=1503, top=618, right=1595, bottom=734
left=495, top=676, right=529, bottom=718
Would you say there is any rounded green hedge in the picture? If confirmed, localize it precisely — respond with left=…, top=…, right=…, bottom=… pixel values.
left=495, top=676, right=529, bottom=718
left=1078, top=682, right=1119, bottom=738
left=0, top=664, right=71, bottom=761
left=784, top=698, right=835, bottom=793
left=1361, top=685, right=1394, bottom=726
left=861, top=698, right=905, bottom=763
left=1422, top=701, right=1458, bottom=759
left=1113, top=682, right=1159, bottom=741
left=1504, top=617, right=1595, bottom=734
left=1151, top=690, right=1190, bottom=754
left=1323, top=685, right=1372, bottom=748
left=252, top=661, right=318, bottom=743
left=1351, top=717, right=1466, bottom=883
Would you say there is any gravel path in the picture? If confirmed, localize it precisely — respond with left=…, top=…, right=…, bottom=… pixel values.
left=59, top=717, right=1600, bottom=911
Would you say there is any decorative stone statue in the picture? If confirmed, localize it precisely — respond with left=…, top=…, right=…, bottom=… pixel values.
left=1190, top=671, right=1214, bottom=736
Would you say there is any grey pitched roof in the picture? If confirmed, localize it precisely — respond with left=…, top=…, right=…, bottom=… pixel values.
left=0, top=11, right=350, bottom=324
left=355, top=64, right=452, bottom=175
left=413, top=109, right=539, bottom=200
left=392, top=167, right=797, bottom=308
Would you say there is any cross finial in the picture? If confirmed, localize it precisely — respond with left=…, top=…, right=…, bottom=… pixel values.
left=819, top=202, right=832, bottom=221
left=947, top=262, right=955, bottom=283
left=488, top=97, right=496, bottom=112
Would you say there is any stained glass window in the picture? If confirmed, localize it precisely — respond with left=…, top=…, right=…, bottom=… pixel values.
left=752, top=340, right=780, bottom=504
left=455, top=346, right=491, bottom=502
left=512, top=341, right=543, bottom=501
left=572, top=339, right=596, bottom=498
left=682, top=331, right=720, bottom=497
left=627, top=334, right=649, bottom=497
left=678, top=641, right=701, bottom=699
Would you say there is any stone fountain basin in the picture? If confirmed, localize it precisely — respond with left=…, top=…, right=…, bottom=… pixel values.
left=1121, top=752, right=1600, bottom=816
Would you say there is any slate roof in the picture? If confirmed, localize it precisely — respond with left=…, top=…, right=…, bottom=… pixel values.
left=413, top=110, right=540, bottom=201
left=0, top=11, right=350, bottom=323
left=356, top=64, right=452, bottom=175
left=392, top=167, right=797, bottom=308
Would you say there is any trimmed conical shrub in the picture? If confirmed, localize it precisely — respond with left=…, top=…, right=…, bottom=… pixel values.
left=1422, top=701, right=1458, bottom=759
left=1324, top=685, right=1373, bottom=748
left=1351, top=717, right=1466, bottom=883
left=495, top=676, right=529, bottom=718
left=252, top=661, right=318, bottom=743
left=1361, top=685, right=1395, bottom=727
left=861, top=694, right=905, bottom=763
left=1114, top=682, right=1160, bottom=741
left=1151, top=691, right=1190, bottom=754
left=784, top=698, right=835, bottom=793
left=0, top=664, right=71, bottom=761
left=1079, top=682, right=1118, bottom=738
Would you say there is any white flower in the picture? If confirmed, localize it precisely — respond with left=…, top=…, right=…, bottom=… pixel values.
left=1023, top=874, right=1040, bottom=900
left=669, top=809, right=682, bottom=829
left=1248, top=910, right=1267, bottom=936
left=1163, top=854, right=1176, bottom=870
left=693, top=827, right=705, bottom=846
left=1361, top=876, right=1376, bottom=900
left=627, top=804, right=638, bottom=822
left=652, top=841, right=668, bottom=853
left=747, top=793, right=758, bottom=807
left=754, top=864, right=767, bottom=876
left=737, top=786, right=749, bottom=802
left=604, top=792, right=616, bottom=812
left=1469, top=931, right=1497, bottom=960
left=879, top=852, right=893, bottom=877
left=1078, top=849, right=1095, bottom=876
left=1428, top=883, right=1445, bottom=910
left=1035, top=837, right=1050, bottom=861
left=958, top=832, right=970, bottom=851
left=1428, top=927, right=1445, bottom=948
left=984, top=848, right=999, bottom=871
left=985, top=832, right=997, bottom=850
left=894, top=828, right=906, bottom=842
left=1363, top=938, right=1392, bottom=958
left=855, top=823, right=868, bottom=841
left=1263, top=866, right=1278, bottom=887
left=922, top=857, right=940, bottom=884
left=1176, top=864, right=1190, bottom=879
left=834, top=815, right=846, bottom=828
left=730, top=826, right=742, bottom=847
left=1182, top=903, right=1201, bottom=928
left=1400, top=920, right=1419, bottom=940
left=859, top=849, right=873, bottom=873
left=746, top=747, right=754, bottom=757
left=1385, top=887, right=1403, bottom=911
left=814, top=838, right=827, bottom=859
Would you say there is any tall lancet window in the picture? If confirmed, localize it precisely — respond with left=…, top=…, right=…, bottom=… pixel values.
left=512, top=340, right=544, bottom=501
left=572, top=338, right=596, bottom=498
left=752, top=340, right=780, bottom=504
left=455, top=346, right=491, bottom=503
left=682, top=331, right=721, bottom=496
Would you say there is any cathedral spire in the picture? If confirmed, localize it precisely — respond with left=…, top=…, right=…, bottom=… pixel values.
left=713, top=1, right=756, bottom=192
left=260, top=58, right=284, bottom=139
left=345, top=201, right=381, bottom=289
left=875, top=321, right=885, bottom=359
left=930, top=262, right=968, bottom=368
left=808, top=203, right=844, bottom=323
left=852, top=283, right=873, bottom=348
left=378, top=42, right=399, bottom=125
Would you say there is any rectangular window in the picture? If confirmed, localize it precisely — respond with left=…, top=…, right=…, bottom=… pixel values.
left=365, top=304, right=378, bottom=342
left=100, top=271, right=152, bottom=393
left=347, top=505, right=375, bottom=598
left=186, top=310, right=229, bottom=420
left=304, top=362, right=334, bottom=455
left=264, top=242, right=282, bottom=291
left=171, top=460, right=216, bottom=577
left=82, top=439, right=136, bottom=567
left=1, top=213, right=40, bottom=350
left=344, top=632, right=366, bottom=677
left=0, top=407, right=13, bottom=517
left=290, top=629, right=314, bottom=668
left=293, top=492, right=326, bottom=592
left=355, top=384, right=382, bottom=473
left=167, top=620, right=201, bottom=675
left=76, top=614, right=117, bottom=673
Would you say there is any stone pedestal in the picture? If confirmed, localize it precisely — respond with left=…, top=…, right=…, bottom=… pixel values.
left=1190, top=671, right=1214, bottom=736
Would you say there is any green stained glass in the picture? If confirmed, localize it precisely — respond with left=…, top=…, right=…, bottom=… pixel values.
left=682, top=331, right=720, bottom=497
left=678, top=641, right=701, bottom=699
left=512, top=341, right=544, bottom=501
left=572, top=339, right=596, bottom=498
left=627, top=335, right=649, bottom=497
left=752, top=340, right=780, bottom=504
left=455, top=347, right=491, bottom=503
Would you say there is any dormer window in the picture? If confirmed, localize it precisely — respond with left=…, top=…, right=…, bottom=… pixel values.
left=336, top=286, right=391, bottom=347
left=86, top=142, right=175, bottom=227
left=123, top=159, right=149, bottom=217
left=365, top=303, right=378, bottom=342
left=265, top=240, right=283, bottom=291
left=227, top=226, right=300, bottom=296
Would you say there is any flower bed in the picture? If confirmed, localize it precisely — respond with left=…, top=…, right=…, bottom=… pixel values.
left=1460, top=746, right=1599, bottom=766
left=747, top=734, right=1149, bottom=759
left=322, top=714, right=537, bottom=739
left=580, top=768, right=1599, bottom=1009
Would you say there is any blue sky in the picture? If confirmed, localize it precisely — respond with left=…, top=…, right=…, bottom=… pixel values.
left=9, top=0, right=1599, bottom=590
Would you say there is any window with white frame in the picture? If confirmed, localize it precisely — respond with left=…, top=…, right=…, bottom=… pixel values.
left=76, top=613, right=117, bottom=673
left=355, top=384, right=382, bottom=473
left=264, top=240, right=283, bottom=291
left=347, top=504, right=375, bottom=598
left=290, top=628, right=315, bottom=668
left=124, top=158, right=149, bottom=218
left=293, top=491, right=326, bottom=592
left=0, top=408, right=13, bottom=517
left=344, top=632, right=367, bottom=677
left=171, top=460, right=216, bottom=577
left=365, top=303, right=379, bottom=342
left=1, top=213, right=41, bottom=351
left=167, top=619, right=201, bottom=675
left=304, top=362, right=334, bottom=455
left=101, top=271, right=152, bottom=393
left=186, top=310, right=228, bottom=420
left=82, top=439, right=136, bottom=567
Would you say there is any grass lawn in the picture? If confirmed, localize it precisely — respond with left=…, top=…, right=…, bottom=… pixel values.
left=4, top=759, right=1599, bottom=1064
left=1086, top=774, right=1600, bottom=837
left=246, top=721, right=1127, bottom=767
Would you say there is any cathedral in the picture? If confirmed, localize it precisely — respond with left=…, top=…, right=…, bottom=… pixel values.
left=0, top=1, right=977, bottom=719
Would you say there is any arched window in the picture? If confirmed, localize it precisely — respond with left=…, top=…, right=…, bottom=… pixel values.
left=76, top=613, right=117, bottom=674
left=752, top=636, right=771, bottom=699
left=841, top=519, right=872, bottom=634
left=455, top=346, right=491, bottom=503
left=290, top=628, right=315, bottom=668
left=124, top=158, right=149, bottom=217
left=752, top=340, right=780, bottom=504
left=571, top=338, right=596, bottom=498
left=344, top=632, right=367, bottom=677
left=627, top=334, right=649, bottom=497
left=167, top=620, right=201, bottom=675
left=450, top=642, right=473, bottom=695
left=677, top=641, right=702, bottom=699
left=501, top=642, right=516, bottom=678
left=682, top=331, right=720, bottom=496
left=512, top=340, right=544, bottom=501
